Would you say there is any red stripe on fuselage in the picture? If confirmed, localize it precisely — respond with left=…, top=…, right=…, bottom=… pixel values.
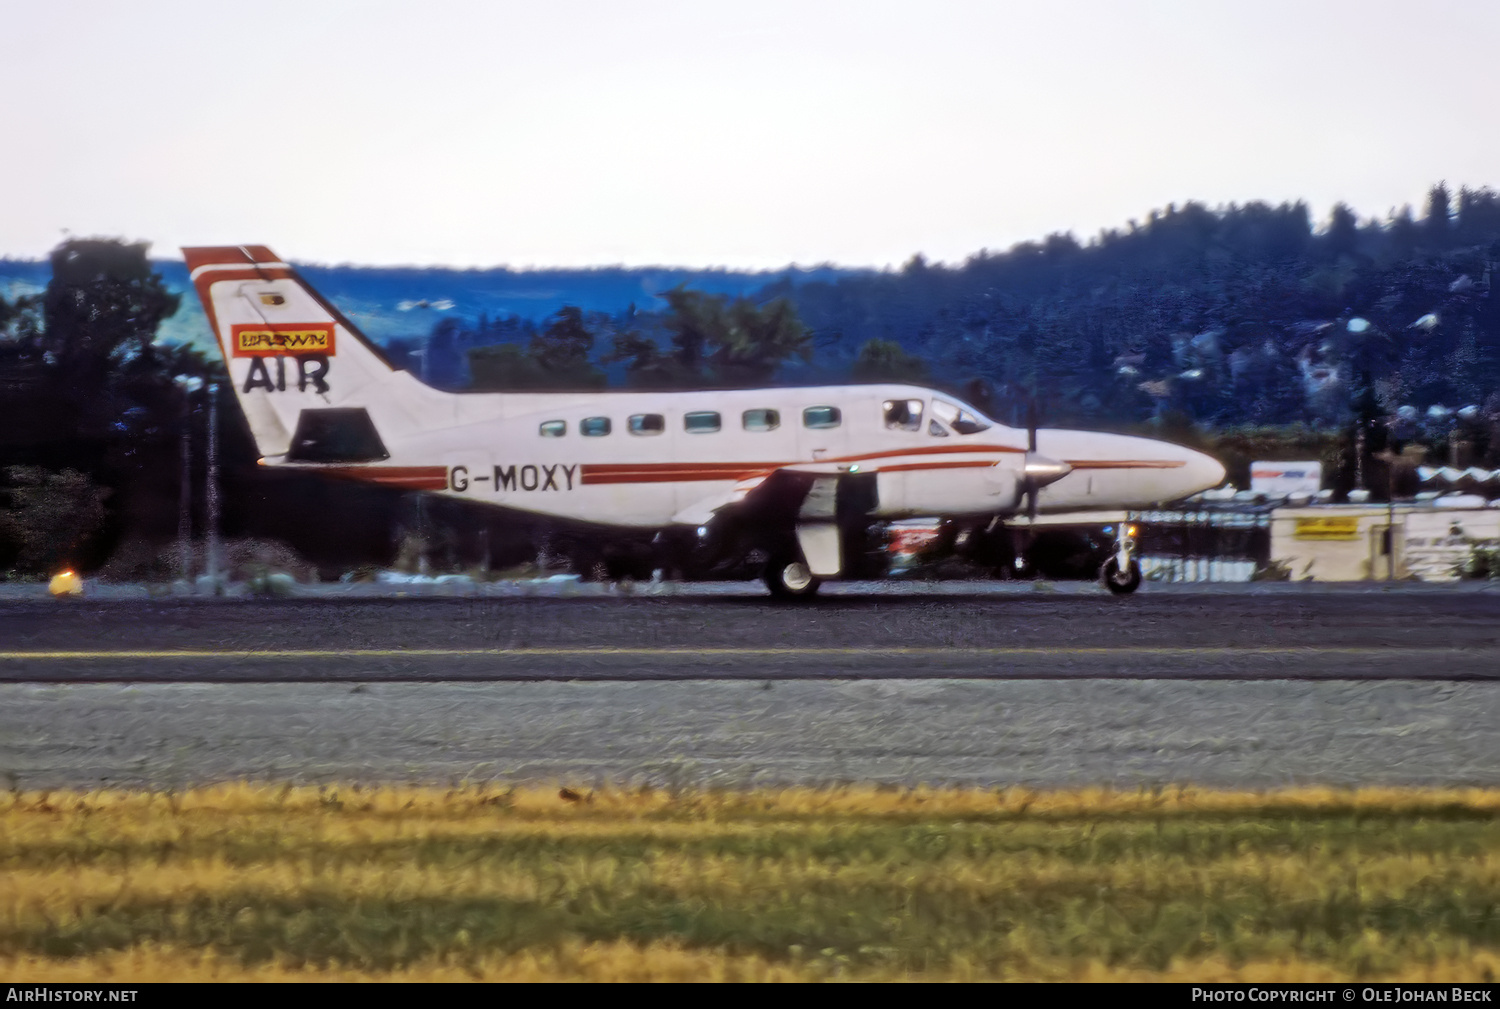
left=576, top=444, right=1026, bottom=485
left=316, top=466, right=449, bottom=491
left=878, top=460, right=997, bottom=474
left=835, top=443, right=1024, bottom=463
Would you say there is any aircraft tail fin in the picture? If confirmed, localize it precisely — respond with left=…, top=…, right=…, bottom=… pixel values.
left=182, top=246, right=450, bottom=463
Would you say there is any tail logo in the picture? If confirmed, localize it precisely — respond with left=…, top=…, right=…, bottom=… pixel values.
left=231, top=323, right=337, bottom=357
left=242, top=354, right=331, bottom=395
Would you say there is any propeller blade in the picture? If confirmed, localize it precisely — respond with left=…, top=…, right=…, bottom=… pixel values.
left=1019, top=392, right=1049, bottom=561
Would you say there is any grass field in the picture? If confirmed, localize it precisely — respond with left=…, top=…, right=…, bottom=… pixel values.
left=1, top=784, right=1498, bottom=982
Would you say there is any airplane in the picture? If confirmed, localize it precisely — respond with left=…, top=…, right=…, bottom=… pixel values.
left=182, top=245, right=1226, bottom=598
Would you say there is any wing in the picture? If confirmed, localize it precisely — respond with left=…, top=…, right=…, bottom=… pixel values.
left=672, top=468, right=865, bottom=577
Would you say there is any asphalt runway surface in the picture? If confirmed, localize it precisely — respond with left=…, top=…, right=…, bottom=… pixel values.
left=2, top=584, right=1498, bottom=789
left=2, top=583, right=1498, bottom=681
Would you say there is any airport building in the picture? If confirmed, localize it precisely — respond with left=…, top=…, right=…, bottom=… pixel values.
left=1132, top=462, right=1500, bottom=584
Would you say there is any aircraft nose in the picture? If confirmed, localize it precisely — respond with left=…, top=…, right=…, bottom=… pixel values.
left=1184, top=449, right=1227, bottom=494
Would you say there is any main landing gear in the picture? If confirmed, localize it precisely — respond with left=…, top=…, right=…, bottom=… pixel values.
left=763, top=549, right=822, bottom=600
left=1100, top=522, right=1142, bottom=595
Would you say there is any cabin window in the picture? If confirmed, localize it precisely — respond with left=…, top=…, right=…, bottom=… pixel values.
left=932, top=399, right=991, bottom=435
left=581, top=416, right=611, bottom=437
left=803, top=406, right=841, bottom=429
left=883, top=399, right=924, bottom=432
left=684, top=411, right=721, bottom=433
left=539, top=420, right=566, bottom=438
left=742, top=408, right=780, bottom=432
left=629, top=413, right=666, bottom=436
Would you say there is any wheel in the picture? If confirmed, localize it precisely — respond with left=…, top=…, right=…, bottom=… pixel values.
left=1100, top=556, right=1142, bottom=595
left=763, top=551, right=821, bottom=599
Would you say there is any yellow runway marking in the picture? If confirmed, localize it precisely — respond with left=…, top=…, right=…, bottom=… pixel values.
left=0, top=646, right=1483, bottom=660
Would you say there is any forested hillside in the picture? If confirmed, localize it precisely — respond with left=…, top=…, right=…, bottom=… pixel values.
left=3, top=183, right=1498, bottom=576
left=784, top=184, right=1500, bottom=433
left=319, top=182, right=1500, bottom=438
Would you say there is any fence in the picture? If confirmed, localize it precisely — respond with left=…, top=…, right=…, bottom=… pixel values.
left=1129, top=507, right=1273, bottom=583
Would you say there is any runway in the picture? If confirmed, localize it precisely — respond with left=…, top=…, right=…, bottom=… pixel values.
left=2, top=585, right=1496, bottom=789
left=4, top=679, right=1498, bottom=791
left=2, top=584, right=1498, bottom=681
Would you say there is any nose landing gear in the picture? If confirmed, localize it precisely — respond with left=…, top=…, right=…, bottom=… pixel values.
left=1101, top=523, right=1142, bottom=595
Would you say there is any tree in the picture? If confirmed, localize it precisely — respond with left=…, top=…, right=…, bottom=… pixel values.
left=467, top=343, right=540, bottom=390
left=716, top=296, right=811, bottom=385
left=607, top=288, right=811, bottom=388
left=1424, top=182, right=1452, bottom=248
left=468, top=306, right=606, bottom=390
left=1323, top=202, right=1359, bottom=259
left=528, top=307, right=605, bottom=388
left=0, top=239, right=218, bottom=570
left=40, top=239, right=180, bottom=412
left=602, top=327, right=673, bottom=387
left=1456, top=186, right=1500, bottom=245
left=0, top=466, right=109, bottom=575
left=851, top=338, right=929, bottom=382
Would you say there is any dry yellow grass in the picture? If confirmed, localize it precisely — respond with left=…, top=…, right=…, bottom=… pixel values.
left=1, top=783, right=1497, bottom=982
left=6, top=943, right=1499, bottom=983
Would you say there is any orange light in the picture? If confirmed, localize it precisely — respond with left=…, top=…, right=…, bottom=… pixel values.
left=49, top=570, right=83, bottom=597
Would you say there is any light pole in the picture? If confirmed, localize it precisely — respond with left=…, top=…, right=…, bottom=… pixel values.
left=1387, top=460, right=1396, bottom=582
left=172, top=376, right=203, bottom=586
left=206, top=382, right=221, bottom=590
left=178, top=401, right=191, bottom=584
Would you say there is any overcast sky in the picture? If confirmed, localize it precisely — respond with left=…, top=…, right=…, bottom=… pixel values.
left=3, top=0, right=1496, bottom=269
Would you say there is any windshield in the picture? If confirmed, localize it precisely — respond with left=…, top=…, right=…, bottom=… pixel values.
left=932, top=399, right=991, bottom=435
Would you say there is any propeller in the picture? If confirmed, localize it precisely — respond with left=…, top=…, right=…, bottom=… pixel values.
left=1017, top=394, right=1072, bottom=532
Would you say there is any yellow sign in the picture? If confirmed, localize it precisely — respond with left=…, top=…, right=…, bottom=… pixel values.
left=231, top=323, right=335, bottom=357
left=1294, top=516, right=1361, bottom=541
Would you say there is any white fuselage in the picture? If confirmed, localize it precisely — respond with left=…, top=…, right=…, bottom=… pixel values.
left=336, top=382, right=1225, bottom=529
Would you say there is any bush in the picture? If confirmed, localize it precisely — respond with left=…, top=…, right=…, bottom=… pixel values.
left=1458, top=543, right=1500, bottom=580
left=97, top=537, right=316, bottom=583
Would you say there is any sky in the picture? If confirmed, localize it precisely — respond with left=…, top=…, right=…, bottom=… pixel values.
left=3, top=0, right=1498, bottom=270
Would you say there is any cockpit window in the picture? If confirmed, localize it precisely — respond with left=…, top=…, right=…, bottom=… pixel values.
left=932, top=399, right=991, bottom=435
left=928, top=419, right=949, bottom=437
left=883, top=399, right=924, bottom=432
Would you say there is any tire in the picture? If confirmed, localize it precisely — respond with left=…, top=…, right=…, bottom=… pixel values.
left=1100, top=556, right=1142, bottom=595
left=764, top=551, right=821, bottom=600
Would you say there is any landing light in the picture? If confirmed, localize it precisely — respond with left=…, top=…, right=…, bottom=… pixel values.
left=696, top=526, right=708, bottom=538
left=849, top=464, right=860, bottom=473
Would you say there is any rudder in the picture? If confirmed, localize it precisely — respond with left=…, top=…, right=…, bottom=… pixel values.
left=182, top=245, right=448, bottom=462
